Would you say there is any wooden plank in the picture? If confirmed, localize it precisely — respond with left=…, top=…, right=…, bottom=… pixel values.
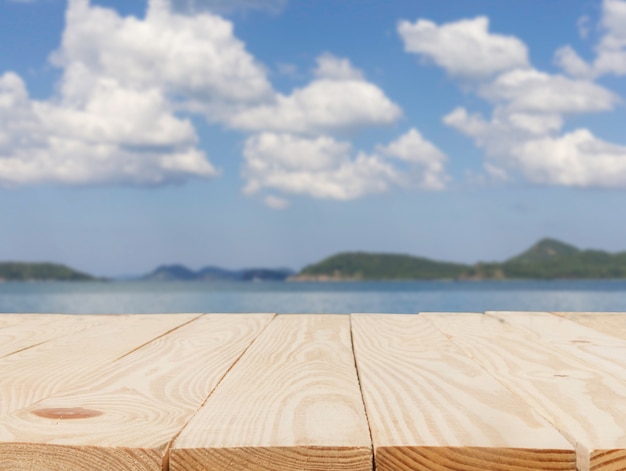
left=352, top=314, right=574, bottom=471
left=424, top=312, right=626, bottom=471
left=170, top=314, right=372, bottom=471
left=0, top=313, right=70, bottom=329
left=0, top=314, right=199, bottom=416
left=553, top=312, right=626, bottom=342
left=0, top=314, right=274, bottom=471
left=0, top=314, right=119, bottom=359
left=487, top=312, right=626, bottom=380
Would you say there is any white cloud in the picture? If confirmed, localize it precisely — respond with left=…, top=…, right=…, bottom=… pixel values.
left=55, top=0, right=272, bottom=113
left=444, top=106, right=626, bottom=188
left=379, top=128, right=448, bottom=190
left=314, top=53, right=364, bottom=81
left=0, top=72, right=216, bottom=186
left=264, top=195, right=290, bottom=209
left=480, top=68, right=620, bottom=114
left=242, top=133, right=394, bottom=200
left=554, top=46, right=595, bottom=79
left=0, top=0, right=280, bottom=187
left=556, top=0, right=626, bottom=78
left=228, top=56, right=401, bottom=135
left=398, top=16, right=529, bottom=79
left=242, top=130, right=448, bottom=200
left=511, top=130, right=626, bottom=188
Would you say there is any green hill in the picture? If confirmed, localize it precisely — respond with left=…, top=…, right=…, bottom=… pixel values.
left=298, top=252, right=468, bottom=280
left=0, top=262, right=96, bottom=281
left=501, top=240, right=626, bottom=279
left=297, top=239, right=626, bottom=280
left=507, top=238, right=580, bottom=263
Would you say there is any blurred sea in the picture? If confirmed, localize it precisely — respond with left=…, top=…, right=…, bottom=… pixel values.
left=0, top=280, right=625, bottom=314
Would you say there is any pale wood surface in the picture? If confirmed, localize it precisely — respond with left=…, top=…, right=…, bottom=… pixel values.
left=0, top=314, right=274, bottom=471
left=552, top=312, right=626, bottom=341
left=487, top=311, right=626, bottom=380
left=0, top=314, right=118, bottom=360
left=352, top=314, right=574, bottom=471
left=0, top=314, right=199, bottom=416
left=170, top=314, right=372, bottom=471
left=3, top=312, right=626, bottom=471
left=425, top=312, right=626, bottom=471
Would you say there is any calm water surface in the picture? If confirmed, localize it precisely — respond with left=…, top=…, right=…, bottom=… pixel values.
left=1, top=280, right=625, bottom=313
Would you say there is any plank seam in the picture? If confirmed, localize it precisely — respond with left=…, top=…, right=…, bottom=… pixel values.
left=162, top=313, right=278, bottom=471
left=0, top=340, right=49, bottom=360
left=349, top=314, right=376, bottom=471
left=111, top=313, right=206, bottom=363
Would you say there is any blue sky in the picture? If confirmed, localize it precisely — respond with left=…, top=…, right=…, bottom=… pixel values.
left=1, top=0, right=626, bottom=276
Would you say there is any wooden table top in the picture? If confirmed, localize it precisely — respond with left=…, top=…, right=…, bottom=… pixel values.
left=1, top=312, right=625, bottom=470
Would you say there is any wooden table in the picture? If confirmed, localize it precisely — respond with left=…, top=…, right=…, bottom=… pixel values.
left=1, top=312, right=625, bottom=470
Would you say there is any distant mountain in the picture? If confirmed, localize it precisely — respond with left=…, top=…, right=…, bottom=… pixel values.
left=0, top=262, right=96, bottom=281
left=142, top=264, right=294, bottom=281
left=147, top=264, right=198, bottom=281
left=297, top=252, right=468, bottom=280
left=498, top=239, right=626, bottom=279
left=296, top=239, right=626, bottom=281
left=507, top=238, right=580, bottom=263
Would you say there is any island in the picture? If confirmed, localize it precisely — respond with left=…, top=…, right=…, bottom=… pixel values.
left=142, top=265, right=294, bottom=282
left=4, top=238, right=626, bottom=282
left=295, top=238, right=626, bottom=281
left=0, top=262, right=96, bottom=282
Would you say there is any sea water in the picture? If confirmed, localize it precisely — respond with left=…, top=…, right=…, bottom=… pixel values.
left=0, top=279, right=625, bottom=314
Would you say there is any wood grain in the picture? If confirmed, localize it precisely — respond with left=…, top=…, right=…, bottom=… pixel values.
left=170, top=314, right=372, bottom=471
left=0, top=314, right=273, bottom=471
left=0, top=314, right=199, bottom=416
left=552, top=312, right=626, bottom=342
left=487, top=311, right=626, bottom=380
left=352, top=314, right=574, bottom=471
left=425, top=312, right=626, bottom=471
left=0, top=314, right=117, bottom=360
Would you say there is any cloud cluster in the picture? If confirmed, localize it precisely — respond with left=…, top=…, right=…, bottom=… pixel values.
left=400, top=9, right=626, bottom=188
left=0, top=0, right=277, bottom=185
left=0, top=0, right=448, bottom=205
left=0, top=70, right=217, bottom=186
left=398, top=16, right=529, bottom=79
left=238, top=53, right=448, bottom=206
left=555, top=0, right=626, bottom=78
left=242, top=128, right=447, bottom=201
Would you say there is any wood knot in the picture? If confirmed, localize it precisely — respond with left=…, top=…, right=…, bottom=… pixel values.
left=31, top=407, right=103, bottom=420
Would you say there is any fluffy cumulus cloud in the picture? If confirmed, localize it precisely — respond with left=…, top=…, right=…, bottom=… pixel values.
left=231, top=54, right=444, bottom=207
left=378, top=128, right=448, bottom=190
left=242, top=129, right=447, bottom=201
left=510, top=130, right=626, bottom=188
left=227, top=54, right=401, bottom=135
left=402, top=12, right=626, bottom=188
left=0, top=71, right=215, bottom=185
left=398, top=16, right=529, bottom=79
left=480, top=68, right=619, bottom=114
left=0, top=0, right=279, bottom=186
left=555, top=0, right=626, bottom=78
left=55, top=0, right=272, bottom=115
